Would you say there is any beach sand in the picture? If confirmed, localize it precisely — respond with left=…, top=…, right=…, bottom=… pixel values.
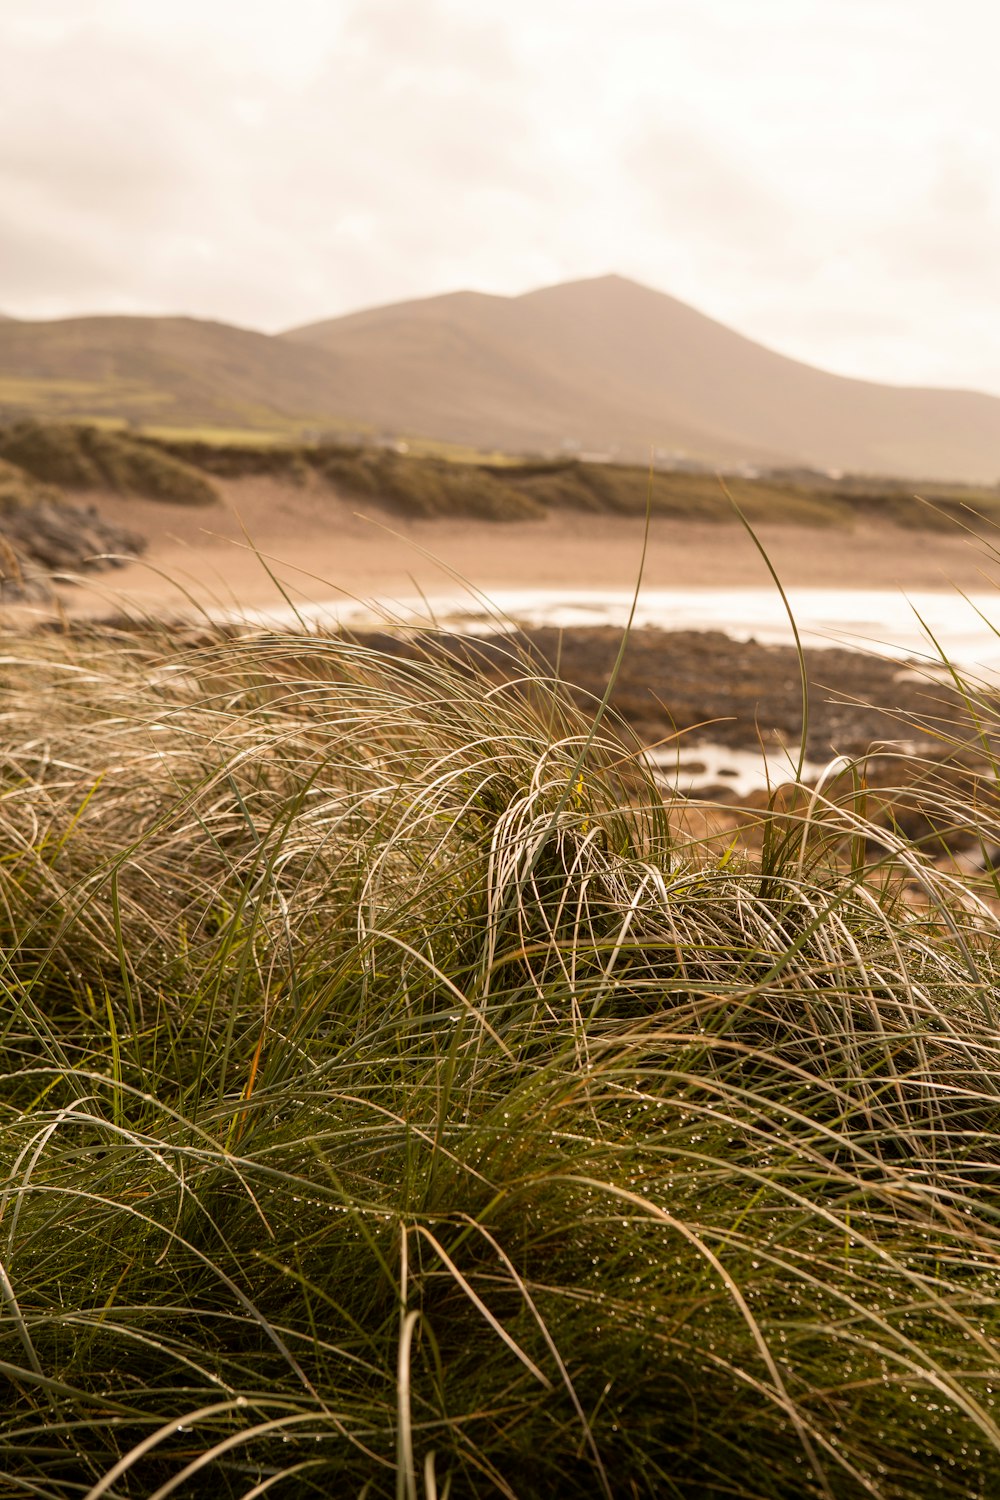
left=37, top=474, right=1000, bottom=621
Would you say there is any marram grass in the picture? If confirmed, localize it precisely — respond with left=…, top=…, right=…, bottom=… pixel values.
left=2, top=624, right=1000, bottom=1497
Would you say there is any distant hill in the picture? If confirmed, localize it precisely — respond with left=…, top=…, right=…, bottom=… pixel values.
left=2, top=277, right=998, bottom=481
left=0, top=314, right=360, bottom=432
left=286, top=276, right=1000, bottom=482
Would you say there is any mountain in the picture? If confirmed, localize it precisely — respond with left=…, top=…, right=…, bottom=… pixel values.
left=1, top=277, right=997, bottom=481
left=285, top=276, right=1000, bottom=482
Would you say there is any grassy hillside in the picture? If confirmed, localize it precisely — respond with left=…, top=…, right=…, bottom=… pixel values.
left=0, top=423, right=214, bottom=598
left=2, top=419, right=994, bottom=533
left=0, top=313, right=354, bottom=433
left=0, top=453, right=61, bottom=510
left=3, top=621, right=1000, bottom=1495
left=0, top=455, right=146, bottom=597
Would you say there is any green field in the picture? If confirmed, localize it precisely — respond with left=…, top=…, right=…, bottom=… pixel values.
left=0, top=375, right=177, bottom=416
left=3, top=619, right=1000, bottom=1495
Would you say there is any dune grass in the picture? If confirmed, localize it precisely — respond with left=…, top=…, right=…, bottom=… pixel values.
left=0, top=455, right=64, bottom=512
left=0, top=422, right=218, bottom=506
left=146, top=432, right=1000, bottom=529
left=2, top=620, right=1000, bottom=1496
left=4, top=418, right=997, bottom=529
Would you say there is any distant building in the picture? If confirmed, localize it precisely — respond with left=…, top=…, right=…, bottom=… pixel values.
left=653, top=449, right=711, bottom=474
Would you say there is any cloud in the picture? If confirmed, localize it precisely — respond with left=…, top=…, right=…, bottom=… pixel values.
left=737, top=138, right=1000, bottom=391
left=0, top=0, right=997, bottom=393
left=871, top=142, right=1000, bottom=284
left=623, top=124, right=806, bottom=263
left=0, top=2, right=561, bottom=324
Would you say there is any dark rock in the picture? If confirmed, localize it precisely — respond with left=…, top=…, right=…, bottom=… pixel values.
left=0, top=490, right=145, bottom=599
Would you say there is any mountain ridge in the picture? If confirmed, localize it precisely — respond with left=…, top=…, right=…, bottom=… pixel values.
left=1, top=275, right=997, bottom=481
left=285, top=274, right=1000, bottom=480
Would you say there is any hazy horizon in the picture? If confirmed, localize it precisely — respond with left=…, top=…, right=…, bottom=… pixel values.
left=2, top=1, right=998, bottom=396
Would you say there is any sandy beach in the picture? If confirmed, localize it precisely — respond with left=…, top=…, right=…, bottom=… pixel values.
left=6, top=475, right=996, bottom=781
left=40, top=473, right=1000, bottom=622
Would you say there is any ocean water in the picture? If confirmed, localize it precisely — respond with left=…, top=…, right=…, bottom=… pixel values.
left=645, top=741, right=838, bottom=799
left=217, top=584, right=1000, bottom=677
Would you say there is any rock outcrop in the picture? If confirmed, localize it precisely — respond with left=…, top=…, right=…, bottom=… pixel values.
left=0, top=458, right=145, bottom=602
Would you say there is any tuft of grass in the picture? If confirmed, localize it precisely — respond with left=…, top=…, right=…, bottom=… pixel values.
left=2, top=621, right=1000, bottom=1495
left=0, top=420, right=219, bottom=506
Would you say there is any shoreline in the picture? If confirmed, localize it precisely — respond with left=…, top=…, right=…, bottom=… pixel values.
left=35, top=473, right=1000, bottom=622
left=347, top=623, right=969, bottom=759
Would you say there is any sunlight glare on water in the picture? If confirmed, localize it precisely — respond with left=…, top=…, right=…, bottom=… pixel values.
left=218, top=586, right=1000, bottom=677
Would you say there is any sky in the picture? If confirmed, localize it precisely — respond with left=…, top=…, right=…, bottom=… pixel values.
left=2, top=0, right=999, bottom=394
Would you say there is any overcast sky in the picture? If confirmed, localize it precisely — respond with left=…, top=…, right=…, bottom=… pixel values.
left=2, top=0, right=999, bottom=394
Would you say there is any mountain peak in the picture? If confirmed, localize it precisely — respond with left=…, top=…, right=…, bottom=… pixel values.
left=518, top=271, right=649, bottom=300
left=282, top=277, right=1000, bottom=481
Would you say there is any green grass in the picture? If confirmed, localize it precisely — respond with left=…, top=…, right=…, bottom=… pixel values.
left=137, top=424, right=314, bottom=448
left=0, top=375, right=178, bottom=420
left=0, top=377, right=125, bottom=402
left=3, top=619, right=1000, bottom=1495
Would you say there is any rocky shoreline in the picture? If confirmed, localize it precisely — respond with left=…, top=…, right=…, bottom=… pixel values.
left=0, top=493, right=145, bottom=601
left=360, top=623, right=973, bottom=762
left=43, top=612, right=984, bottom=768
left=33, top=611, right=1000, bottom=859
left=349, top=622, right=1000, bottom=854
